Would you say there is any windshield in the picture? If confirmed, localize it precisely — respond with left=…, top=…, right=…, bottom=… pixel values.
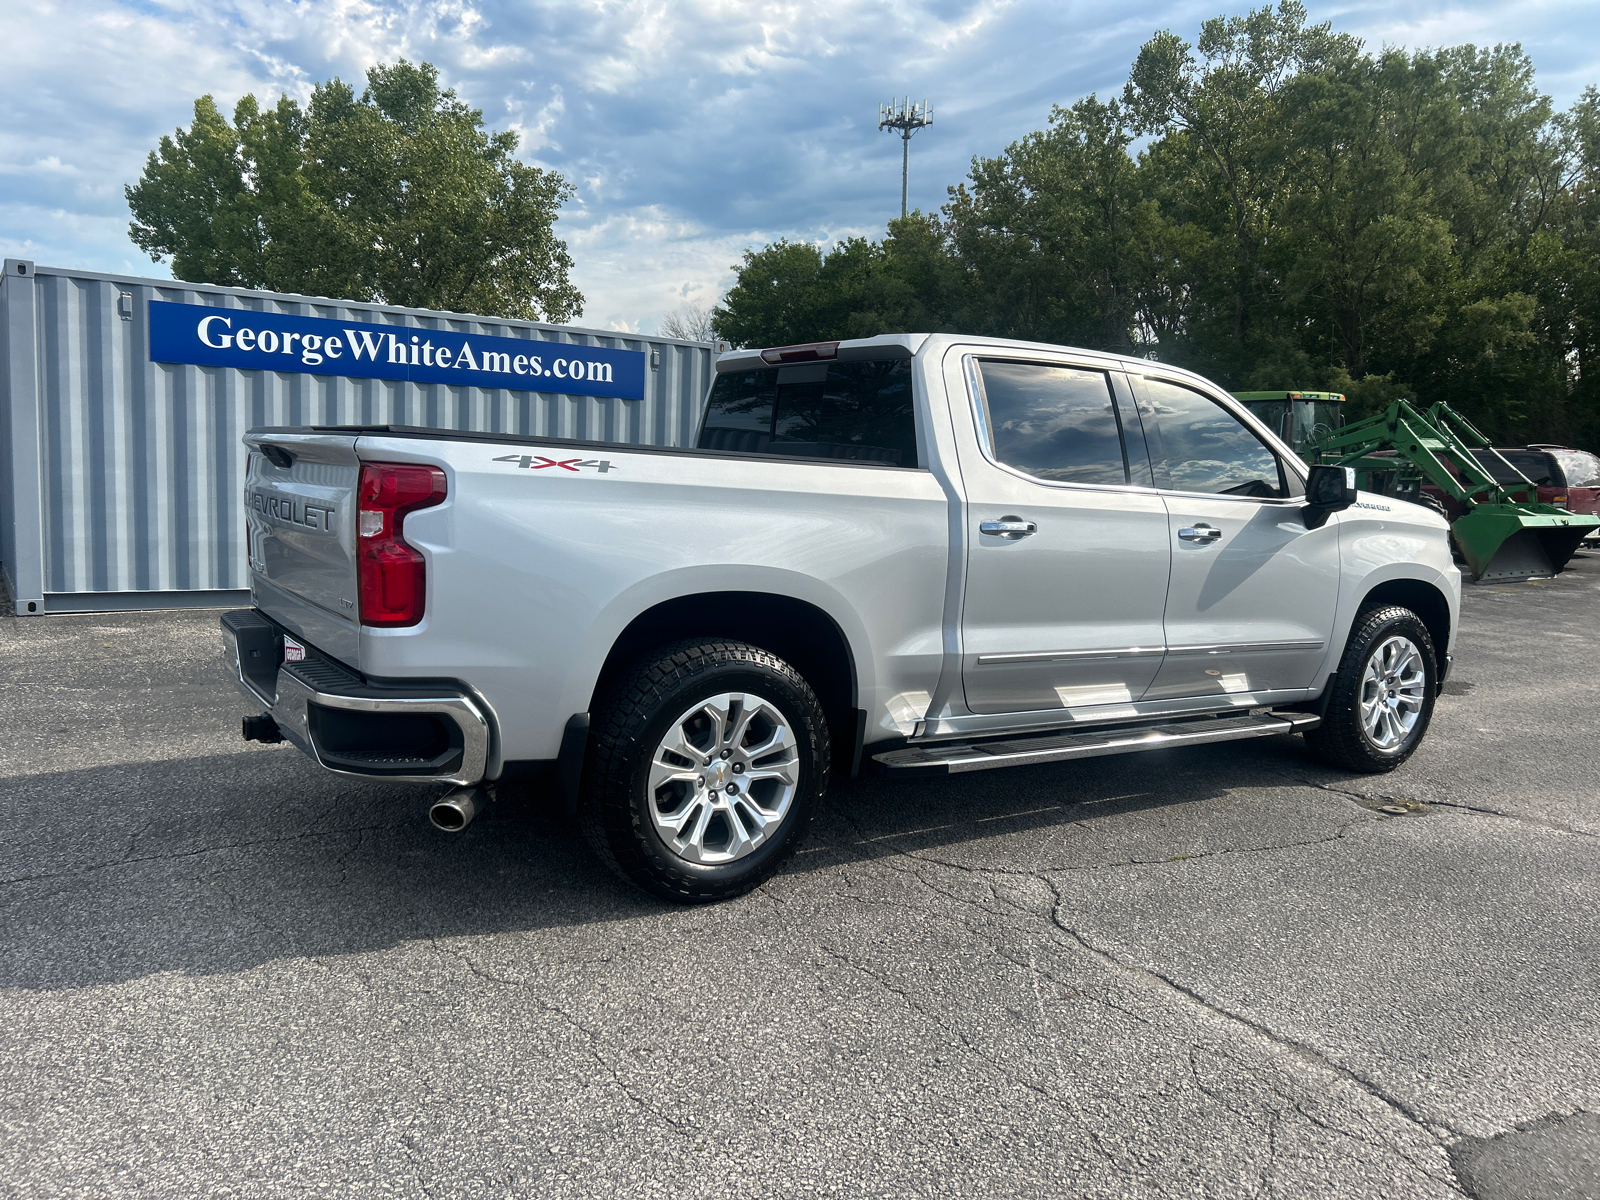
left=1248, top=400, right=1292, bottom=443
left=1549, top=449, right=1600, bottom=488
left=1240, top=398, right=1342, bottom=450
left=1307, top=401, right=1344, bottom=444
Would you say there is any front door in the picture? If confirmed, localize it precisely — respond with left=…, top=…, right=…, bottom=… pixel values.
left=1128, top=373, right=1341, bottom=702
left=956, top=355, right=1172, bottom=715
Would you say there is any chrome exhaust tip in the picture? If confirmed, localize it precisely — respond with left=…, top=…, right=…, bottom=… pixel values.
left=429, top=786, right=485, bottom=833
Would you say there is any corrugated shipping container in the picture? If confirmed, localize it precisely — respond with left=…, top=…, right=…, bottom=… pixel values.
left=0, top=260, right=714, bottom=614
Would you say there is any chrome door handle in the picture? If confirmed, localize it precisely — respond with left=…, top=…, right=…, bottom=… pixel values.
left=1178, top=524, right=1222, bottom=544
left=980, top=518, right=1037, bottom=540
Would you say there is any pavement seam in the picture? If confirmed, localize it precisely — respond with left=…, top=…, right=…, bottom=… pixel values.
left=1302, top=778, right=1598, bottom=838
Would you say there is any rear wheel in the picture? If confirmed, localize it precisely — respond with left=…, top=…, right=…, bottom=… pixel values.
left=579, top=640, right=829, bottom=903
left=1306, top=606, right=1437, bottom=773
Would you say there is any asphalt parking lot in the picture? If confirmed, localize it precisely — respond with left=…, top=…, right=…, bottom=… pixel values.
left=2, top=559, right=1597, bottom=1200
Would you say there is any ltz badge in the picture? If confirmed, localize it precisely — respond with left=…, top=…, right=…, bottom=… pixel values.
left=493, top=454, right=616, bottom=473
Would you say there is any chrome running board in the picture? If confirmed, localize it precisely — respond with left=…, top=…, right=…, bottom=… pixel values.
left=872, top=711, right=1320, bottom=777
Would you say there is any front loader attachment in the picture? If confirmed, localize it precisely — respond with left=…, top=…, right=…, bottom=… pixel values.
left=1307, top=397, right=1600, bottom=582
left=1451, top=504, right=1600, bottom=582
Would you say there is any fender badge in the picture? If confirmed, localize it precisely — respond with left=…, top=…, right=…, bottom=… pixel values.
left=493, top=454, right=616, bottom=473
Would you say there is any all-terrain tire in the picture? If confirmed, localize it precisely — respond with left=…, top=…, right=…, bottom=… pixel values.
left=1305, top=605, right=1438, bottom=773
left=578, top=640, right=829, bottom=903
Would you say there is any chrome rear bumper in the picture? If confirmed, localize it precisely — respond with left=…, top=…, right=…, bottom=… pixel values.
left=221, top=610, right=491, bottom=786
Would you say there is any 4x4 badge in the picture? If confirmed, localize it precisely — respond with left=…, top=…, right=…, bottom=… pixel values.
left=493, top=454, right=616, bottom=473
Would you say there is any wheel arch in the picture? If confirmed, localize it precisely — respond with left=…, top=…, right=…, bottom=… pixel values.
left=1356, top=577, right=1452, bottom=670
left=590, top=591, right=862, bottom=775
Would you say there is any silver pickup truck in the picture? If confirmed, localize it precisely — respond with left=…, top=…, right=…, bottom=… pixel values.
left=223, top=334, right=1459, bottom=902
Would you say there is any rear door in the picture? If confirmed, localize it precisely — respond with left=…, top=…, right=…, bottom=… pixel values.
left=1128, top=374, right=1340, bottom=702
left=955, top=353, right=1171, bottom=715
left=243, top=431, right=362, bottom=665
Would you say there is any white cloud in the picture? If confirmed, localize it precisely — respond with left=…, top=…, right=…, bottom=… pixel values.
left=1, top=0, right=1596, bottom=336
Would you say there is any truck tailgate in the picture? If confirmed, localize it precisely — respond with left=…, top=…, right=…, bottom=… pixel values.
left=244, top=431, right=363, bottom=665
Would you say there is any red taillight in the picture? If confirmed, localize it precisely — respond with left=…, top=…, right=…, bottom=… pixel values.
left=357, top=462, right=447, bottom=627
left=760, top=342, right=839, bottom=364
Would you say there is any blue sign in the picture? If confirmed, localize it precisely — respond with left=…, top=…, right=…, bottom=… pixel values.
left=148, top=300, right=645, bottom=400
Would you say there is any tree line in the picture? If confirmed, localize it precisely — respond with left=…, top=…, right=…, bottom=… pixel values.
left=713, top=2, right=1600, bottom=449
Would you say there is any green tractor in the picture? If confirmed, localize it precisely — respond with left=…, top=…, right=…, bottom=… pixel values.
left=1232, top=390, right=1348, bottom=456
left=1235, top=391, right=1599, bottom=582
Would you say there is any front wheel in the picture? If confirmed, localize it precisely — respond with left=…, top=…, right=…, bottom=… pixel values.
left=579, top=640, right=829, bottom=903
left=1305, top=606, right=1437, bottom=773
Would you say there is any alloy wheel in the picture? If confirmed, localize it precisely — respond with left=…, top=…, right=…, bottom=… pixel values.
left=646, top=692, right=801, bottom=864
left=1358, top=635, right=1427, bottom=752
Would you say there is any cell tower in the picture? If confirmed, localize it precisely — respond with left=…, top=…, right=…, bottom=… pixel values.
left=878, top=97, right=932, bottom=220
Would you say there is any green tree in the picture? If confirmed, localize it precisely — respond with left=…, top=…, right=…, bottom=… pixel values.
left=712, top=215, right=970, bottom=347
left=1560, top=88, right=1600, bottom=444
left=127, top=60, right=582, bottom=322
left=714, top=5, right=1598, bottom=450
left=1269, top=51, right=1456, bottom=382
left=946, top=95, right=1154, bottom=349
left=1124, top=0, right=1359, bottom=361
left=712, top=239, right=831, bottom=348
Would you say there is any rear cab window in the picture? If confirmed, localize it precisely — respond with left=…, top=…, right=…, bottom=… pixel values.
left=698, top=359, right=919, bottom=467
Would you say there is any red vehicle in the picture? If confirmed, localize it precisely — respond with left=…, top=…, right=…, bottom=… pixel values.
left=1487, top=446, right=1600, bottom=535
left=1420, top=445, right=1600, bottom=540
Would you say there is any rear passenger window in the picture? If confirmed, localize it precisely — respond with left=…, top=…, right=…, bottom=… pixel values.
left=697, top=359, right=918, bottom=466
left=974, top=361, right=1129, bottom=485
left=1487, top=451, right=1556, bottom=487
left=1139, top=377, right=1286, bottom=498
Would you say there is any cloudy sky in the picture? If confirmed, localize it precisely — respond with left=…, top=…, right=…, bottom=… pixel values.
left=2, top=0, right=1596, bottom=335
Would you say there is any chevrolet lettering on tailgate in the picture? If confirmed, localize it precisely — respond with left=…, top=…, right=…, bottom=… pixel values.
left=250, top=490, right=337, bottom=531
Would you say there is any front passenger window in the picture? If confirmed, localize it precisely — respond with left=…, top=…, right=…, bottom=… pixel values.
left=1139, top=378, right=1287, bottom=498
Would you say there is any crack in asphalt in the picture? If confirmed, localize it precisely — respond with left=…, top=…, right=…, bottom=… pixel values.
left=833, top=805, right=1467, bottom=1164
left=0, top=822, right=405, bottom=889
left=424, top=937, right=699, bottom=1142
left=1303, top=778, right=1598, bottom=838
left=1034, top=870, right=1463, bottom=1143
left=814, top=941, right=1122, bottom=1169
left=398, top=1133, right=437, bottom=1200
left=829, top=806, right=1466, bottom=1186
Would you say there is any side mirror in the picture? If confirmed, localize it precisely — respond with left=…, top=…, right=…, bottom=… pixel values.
left=1304, top=464, right=1357, bottom=529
